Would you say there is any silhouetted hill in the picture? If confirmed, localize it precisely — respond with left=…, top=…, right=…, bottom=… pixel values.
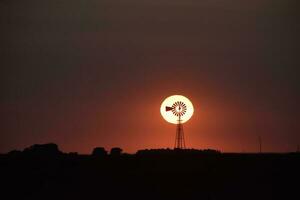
left=0, top=144, right=299, bottom=200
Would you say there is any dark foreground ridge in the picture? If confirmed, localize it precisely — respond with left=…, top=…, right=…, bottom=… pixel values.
left=1, top=143, right=299, bottom=200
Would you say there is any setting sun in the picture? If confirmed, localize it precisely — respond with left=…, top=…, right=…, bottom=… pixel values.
left=160, top=95, right=194, bottom=124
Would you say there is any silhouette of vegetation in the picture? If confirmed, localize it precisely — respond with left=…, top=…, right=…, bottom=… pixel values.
left=136, top=148, right=221, bottom=156
left=23, top=143, right=62, bottom=156
left=0, top=143, right=299, bottom=200
left=110, top=147, right=122, bottom=156
left=7, top=150, right=22, bottom=156
left=92, top=147, right=107, bottom=157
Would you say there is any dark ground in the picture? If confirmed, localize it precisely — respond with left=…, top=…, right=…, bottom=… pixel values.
left=0, top=144, right=299, bottom=200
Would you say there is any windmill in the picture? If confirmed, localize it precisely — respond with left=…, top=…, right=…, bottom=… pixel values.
left=160, top=95, right=194, bottom=149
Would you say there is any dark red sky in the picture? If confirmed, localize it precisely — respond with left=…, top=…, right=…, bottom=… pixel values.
left=1, top=0, right=299, bottom=153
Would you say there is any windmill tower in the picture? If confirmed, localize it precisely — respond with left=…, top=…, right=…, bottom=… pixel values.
left=168, top=101, right=187, bottom=149
left=175, top=115, right=185, bottom=149
left=161, top=95, right=193, bottom=149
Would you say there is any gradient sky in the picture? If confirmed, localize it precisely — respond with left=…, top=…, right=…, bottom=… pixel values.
left=1, top=0, right=299, bottom=153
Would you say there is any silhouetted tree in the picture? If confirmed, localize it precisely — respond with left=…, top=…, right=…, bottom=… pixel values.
left=136, top=148, right=221, bottom=156
left=110, top=147, right=122, bottom=156
left=23, top=143, right=62, bottom=156
left=7, top=150, right=22, bottom=156
left=68, top=152, right=79, bottom=156
left=92, top=147, right=107, bottom=157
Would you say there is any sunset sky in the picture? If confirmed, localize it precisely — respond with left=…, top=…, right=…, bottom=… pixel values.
left=1, top=0, right=299, bottom=153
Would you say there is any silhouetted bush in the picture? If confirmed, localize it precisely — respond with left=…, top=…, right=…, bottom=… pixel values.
left=23, top=143, right=62, bottom=156
left=7, top=150, right=22, bottom=156
left=110, top=147, right=122, bottom=156
left=136, top=148, right=221, bottom=156
left=92, top=147, right=107, bottom=157
left=68, top=152, right=79, bottom=156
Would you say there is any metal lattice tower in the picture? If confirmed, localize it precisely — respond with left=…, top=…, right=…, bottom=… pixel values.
left=175, top=115, right=186, bottom=149
left=166, top=101, right=187, bottom=149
